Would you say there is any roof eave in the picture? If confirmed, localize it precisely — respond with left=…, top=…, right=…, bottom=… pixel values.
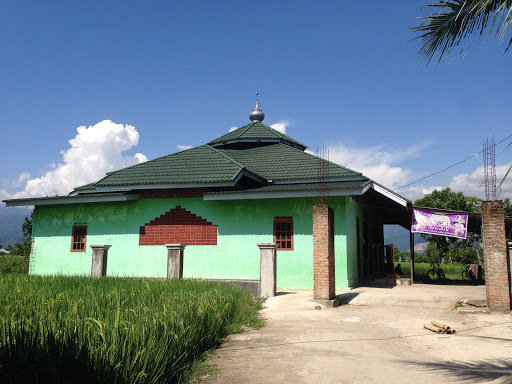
left=371, top=183, right=411, bottom=207
left=271, top=176, right=366, bottom=184
left=3, top=193, right=141, bottom=207
left=204, top=183, right=371, bottom=201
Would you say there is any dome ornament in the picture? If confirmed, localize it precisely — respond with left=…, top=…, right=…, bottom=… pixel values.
left=249, top=91, right=265, bottom=122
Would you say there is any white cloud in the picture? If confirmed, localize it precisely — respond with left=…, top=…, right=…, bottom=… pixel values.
left=1, top=172, right=31, bottom=189
left=176, top=145, right=193, bottom=151
left=270, top=121, right=289, bottom=134
left=229, top=126, right=237, bottom=132
left=399, top=184, right=445, bottom=201
left=10, top=120, right=147, bottom=199
left=448, top=163, right=512, bottom=200
left=395, top=162, right=512, bottom=202
left=327, top=143, right=420, bottom=190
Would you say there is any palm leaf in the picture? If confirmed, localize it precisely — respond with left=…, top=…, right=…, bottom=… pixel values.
left=412, top=0, right=512, bottom=64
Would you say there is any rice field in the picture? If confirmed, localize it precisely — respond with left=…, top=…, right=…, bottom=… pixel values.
left=0, top=275, right=262, bottom=383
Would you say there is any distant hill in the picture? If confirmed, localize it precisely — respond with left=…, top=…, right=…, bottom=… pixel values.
left=0, top=206, right=32, bottom=247
left=384, top=225, right=426, bottom=253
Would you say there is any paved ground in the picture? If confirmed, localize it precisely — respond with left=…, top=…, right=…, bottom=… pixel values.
left=201, top=284, right=512, bottom=384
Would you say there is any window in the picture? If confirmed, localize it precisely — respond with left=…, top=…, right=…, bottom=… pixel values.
left=71, top=226, right=87, bottom=252
left=273, top=217, right=293, bottom=250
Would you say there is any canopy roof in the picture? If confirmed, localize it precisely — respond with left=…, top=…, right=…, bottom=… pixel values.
left=208, top=122, right=307, bottom=150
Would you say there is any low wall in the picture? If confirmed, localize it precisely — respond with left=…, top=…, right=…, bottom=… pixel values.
left=200, top=279, right=260, bottom=296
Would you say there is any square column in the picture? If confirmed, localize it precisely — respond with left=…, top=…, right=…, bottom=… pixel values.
left=482, top=201, right=511, bottom=312
left=257, top=243, right=277, bottom=297
left=165, top=244, right=186, bottom=280
left=313, top=205, right=336, bottom=301
left=90, top=245, right=111, bottom=277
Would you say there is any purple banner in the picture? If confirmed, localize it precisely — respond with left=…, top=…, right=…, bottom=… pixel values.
left=412, top=209, right=468, bottom=239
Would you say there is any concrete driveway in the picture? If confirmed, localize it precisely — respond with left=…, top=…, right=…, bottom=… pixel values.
left=202, top=284, right=512, bottom=384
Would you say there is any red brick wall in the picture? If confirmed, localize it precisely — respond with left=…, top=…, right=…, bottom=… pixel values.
left=139, top=206, right=217, bottom=245
left=313, top=205, right=335, bottom=300
left=482, top=200, right=511, bottom=311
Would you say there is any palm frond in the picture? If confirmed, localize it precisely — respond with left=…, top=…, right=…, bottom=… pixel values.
left=411, top=0, right=512, bottom=64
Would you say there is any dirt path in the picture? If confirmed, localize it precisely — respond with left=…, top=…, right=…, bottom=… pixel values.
left=201, top=284, right=512, bottom=384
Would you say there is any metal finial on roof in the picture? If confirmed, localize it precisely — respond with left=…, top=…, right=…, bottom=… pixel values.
left=249, top=91, right=265, bottom=122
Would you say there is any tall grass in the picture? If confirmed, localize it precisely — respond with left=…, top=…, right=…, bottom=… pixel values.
left=400, top=262, right=485, bottom=281
left=0, top=275, right=261, bottom=383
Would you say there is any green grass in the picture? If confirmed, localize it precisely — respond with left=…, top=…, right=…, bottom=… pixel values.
left=0, top=255, right=29, bottom=274
left=0, top=275, right=262, bottom=383
left=399, top=262, right=484, bottom=281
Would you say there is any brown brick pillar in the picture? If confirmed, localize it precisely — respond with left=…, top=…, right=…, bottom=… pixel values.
left=482, top=200, right=511, bottom=312
left=313, top=205, right=335, bottom=301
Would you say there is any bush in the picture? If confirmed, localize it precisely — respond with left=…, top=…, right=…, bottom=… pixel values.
left=0, top=255, right=29, bottom=274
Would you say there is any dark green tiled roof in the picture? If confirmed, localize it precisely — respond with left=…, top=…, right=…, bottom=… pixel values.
left=204, top=180, right=370, bottom=195
left=73, top=182, right=96, bottom=191
left=92, top=145, right=246, bottom=187
left=208, top=122, right=307, bottom=149
left=218, top=144, right=362, bottom=181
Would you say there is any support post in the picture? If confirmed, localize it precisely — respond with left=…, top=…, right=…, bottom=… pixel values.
left=482, top=201, right=510, bottom=312
left=409, top=231, right=415, bottom=284
left=257, top=243, right=277, bottom=298
left=165, top=244, right=186, bottom=280
left=90, top=245, right=111, bottom=277
left=313, top=205, right=338, bottom=306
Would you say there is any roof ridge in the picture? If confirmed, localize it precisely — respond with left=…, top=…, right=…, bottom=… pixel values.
left=239, top=122, right=255, bottom=136
left=206, top=145, right=246, bottom=169
left=206, top=144, right=267, bottom=181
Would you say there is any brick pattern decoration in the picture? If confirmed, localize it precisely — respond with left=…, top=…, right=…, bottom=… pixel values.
left=482, top=200, right=511, bottom=311
left=313, top=205, right=335, bottom=300
left=139, top=206, right=217, bottom=246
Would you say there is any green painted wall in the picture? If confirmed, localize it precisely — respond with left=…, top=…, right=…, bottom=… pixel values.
left=31, top=195, right=362, bottom=289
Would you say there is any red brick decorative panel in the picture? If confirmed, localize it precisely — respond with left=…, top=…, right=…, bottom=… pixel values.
left=139, top=206, right=217, bottom=245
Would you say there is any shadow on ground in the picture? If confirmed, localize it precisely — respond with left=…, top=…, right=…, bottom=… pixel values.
left=405, top=358, right=512, bottom=383
left=336, top=292, right=359, bottom=304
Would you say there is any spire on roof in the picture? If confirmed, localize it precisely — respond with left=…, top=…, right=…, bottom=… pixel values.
left=249, top=91, right=265, bottom=122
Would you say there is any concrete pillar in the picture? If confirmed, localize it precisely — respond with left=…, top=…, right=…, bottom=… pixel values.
left=90, top=245, right=111, bottom=277
left=482, top=201, right=511, bottom=312
left=257, top=243, right=277, bottom=297
left=165, top=244, right=186, bottom=280
left=313, top=205, right=336, bottom=302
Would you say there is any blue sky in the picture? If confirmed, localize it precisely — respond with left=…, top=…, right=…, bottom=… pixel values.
left=2, top=0, right=512, bottom=204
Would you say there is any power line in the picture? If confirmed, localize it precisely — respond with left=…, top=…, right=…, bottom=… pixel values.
left=395, top=134, right=512, bottom=191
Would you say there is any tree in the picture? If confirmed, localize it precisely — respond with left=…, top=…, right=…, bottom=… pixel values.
left=11, top=212, right=33, bottom=257
left=414, top=187, right=481, bottom=212
left=414, top=188, right=482, bottom=264
left=412, top=1, right=512, bottom=64
left=503, top=197, right=512, bottom=216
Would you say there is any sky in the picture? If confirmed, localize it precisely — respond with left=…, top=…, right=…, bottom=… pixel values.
left=1, top=0, right=512, bottom=207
